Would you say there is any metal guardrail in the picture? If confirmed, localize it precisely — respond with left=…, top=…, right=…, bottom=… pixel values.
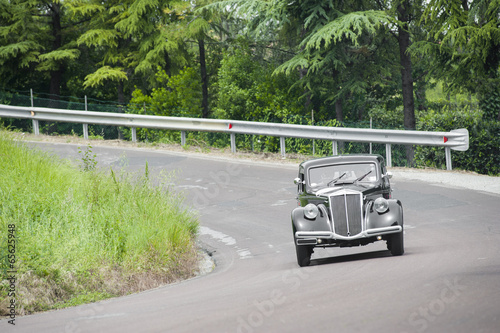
left=0, top=104, right=469, bottom=170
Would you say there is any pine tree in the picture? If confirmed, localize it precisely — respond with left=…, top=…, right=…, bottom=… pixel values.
left=0, top=0, right=80, bottom=97
left=74, top=0, right=195, bottom=105
left=416, top=0, right=500, bottom=120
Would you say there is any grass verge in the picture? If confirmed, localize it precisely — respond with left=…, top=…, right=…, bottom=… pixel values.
left=0, top=130, right=199, bottom=316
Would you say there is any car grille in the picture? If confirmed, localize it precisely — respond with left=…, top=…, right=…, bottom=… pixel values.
left=330, top=192, right=363, bottom=237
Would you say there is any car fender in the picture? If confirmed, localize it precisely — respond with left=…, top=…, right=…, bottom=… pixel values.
left=291, top=205, right=331, bottom=232
left=366, top=199, right=403, bottom=230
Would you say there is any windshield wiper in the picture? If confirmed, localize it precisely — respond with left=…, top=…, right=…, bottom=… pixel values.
left=356, top=170, right=372, bottom=182
left=327, top=172, right=346, bottom=186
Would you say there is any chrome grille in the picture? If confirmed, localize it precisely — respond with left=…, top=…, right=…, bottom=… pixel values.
left=330, top=192, right=363, bottom=237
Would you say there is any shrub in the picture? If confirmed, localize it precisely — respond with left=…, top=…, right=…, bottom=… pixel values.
left=415, top=107, right=500, bottom=175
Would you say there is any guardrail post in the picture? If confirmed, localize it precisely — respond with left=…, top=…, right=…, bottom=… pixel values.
left=280, top=137, right=286, bottom=158
left=30, top=89, right=39, bottom=135
left=332, top=141, right=338, bottom=155
left=83, top=124, right=89, bottom=140
left=32, top=120, right=39, bottom=135
left=445, top=147, right=452, bottom=170
left=181, top=131, right=186, bottom=146
left=131, top=128, right=137, bottom=142
left=83, top=96, right=89, bottom=139
left=230, top=133, right=236, bottom=153
left=312, top=110, right=316, bottom=155
left=369, top=117, right=373, bottom=154
left=386, top=144, right=392, bottom=167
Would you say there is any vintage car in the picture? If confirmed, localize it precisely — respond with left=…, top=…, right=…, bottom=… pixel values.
left=292, top=154, right=404, bottom=266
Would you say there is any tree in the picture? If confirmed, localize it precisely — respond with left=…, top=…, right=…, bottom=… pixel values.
left=205, top=0, right=315, bottom=115
left=214, top=45, right=302, bottom=122
left=73, top=0, right=139, bottom=103
left=164, top=0, right=213, bottom=118
left=284, top=0, right=425, bottom=163
left=74, top=0, right=187, bottom=104
left=209, top=0, right=427, bottom=165
left=129, top=0, right=253, bottom=118
left=416, top=0, right=500, bottom=121
left=164, top=0, right=237, bottom=118
left=275, top=1, right=397, bottom=122
left=131, top=66, right=203, bottom=117
left=0, top=0, right=80, bottom=98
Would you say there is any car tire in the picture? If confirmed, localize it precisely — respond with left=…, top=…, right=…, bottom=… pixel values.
left=389, top=230, right=404, bottom=256
left=295, top=243, right=313, bottom=267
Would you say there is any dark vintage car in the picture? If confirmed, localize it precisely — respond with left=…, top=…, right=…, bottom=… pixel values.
left=292, top=154, right=404, bottom=266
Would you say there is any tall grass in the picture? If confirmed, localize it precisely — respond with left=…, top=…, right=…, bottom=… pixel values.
left=0, top=131, right=199, bottom=315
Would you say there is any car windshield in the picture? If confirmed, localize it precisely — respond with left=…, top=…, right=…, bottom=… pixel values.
left=308, top=162, right=378, bottom=191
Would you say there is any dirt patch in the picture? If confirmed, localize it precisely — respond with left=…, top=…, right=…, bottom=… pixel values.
left=0, top=244, right=201, bottom=317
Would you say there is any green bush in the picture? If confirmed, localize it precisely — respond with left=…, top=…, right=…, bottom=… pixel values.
left=415, top=107, right=500, bottom=175
left=125, top=67, right=202, bottom=142
left=213, top=46, right=303, bottom=122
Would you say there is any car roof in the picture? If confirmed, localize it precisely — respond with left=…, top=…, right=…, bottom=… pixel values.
left=299, top=154, right=384, bottom=171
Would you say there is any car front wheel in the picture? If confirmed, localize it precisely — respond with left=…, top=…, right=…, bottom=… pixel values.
left=388, top=230, right=404, bottom=256
left=295, top=243, right=313, bottom=267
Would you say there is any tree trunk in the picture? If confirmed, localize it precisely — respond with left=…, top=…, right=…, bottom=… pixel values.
left=199, top=38, right=209, bottom=118
left=335, top=99, right=343, bottom=122
left=485, top=43, right=500, bottom=121
left=332, top=68, right=343, bottom=122
left=299, top=27, right=312, bottom=112
left=397, top=1, right=416, bottom=166
left=299, top=67, right=312, bottom=111
left=45, top=2, right=63, bottom=134
left=49, top=2, right=63, bottom=102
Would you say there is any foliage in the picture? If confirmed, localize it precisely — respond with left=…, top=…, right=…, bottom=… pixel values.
left=368, top=104, right=405, bottom=129
left=129, top=66, right=203, bottom=117
left=0, top=131, right=199, bottom=314
left=304, top=10, right=393, bottom=50
left=0, top=0, right=82, bottom=94
left=126, top=67, right=203, bottom=141
left=415, top=107, right=500, bottom=175
left=78, top=144, right=98, bottom=172
left=478, top=84, right=500, bottom=121
left=214, top=46, right=303, bottom=122
left=415, top=0, right=500, bottom=120
left=73, top=0, right=134, bottom=94
left=83, top=66, right=129, bottom=89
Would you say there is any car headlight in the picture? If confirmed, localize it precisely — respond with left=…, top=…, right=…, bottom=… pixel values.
left=304, top=204, right=319, bottom=219
left=374, top=197, right=389, bottom=213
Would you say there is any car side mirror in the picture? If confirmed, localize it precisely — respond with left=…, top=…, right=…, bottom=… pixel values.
left=383, top=172, right=393, bottom=179
left=294, top=178, right=304, bottom=185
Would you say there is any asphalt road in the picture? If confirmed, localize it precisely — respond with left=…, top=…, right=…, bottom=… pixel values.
left=3, top=142, right=500, bottom=333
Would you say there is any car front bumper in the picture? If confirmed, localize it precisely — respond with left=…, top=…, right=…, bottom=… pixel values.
left=295, top=225, right=402, bottom=245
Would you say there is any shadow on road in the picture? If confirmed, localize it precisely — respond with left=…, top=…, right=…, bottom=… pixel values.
left=310, top=250, right=395, bottom=266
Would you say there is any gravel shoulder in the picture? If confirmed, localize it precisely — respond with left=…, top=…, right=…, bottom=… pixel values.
left=390, top=167, right=500, bottom=195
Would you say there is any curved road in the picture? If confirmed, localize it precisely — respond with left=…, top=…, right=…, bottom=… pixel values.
left=3, top=142, right=500, bottom=333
